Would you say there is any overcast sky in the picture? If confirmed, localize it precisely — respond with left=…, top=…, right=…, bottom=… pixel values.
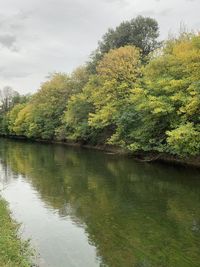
left=0, top=0, right=199, bottom=94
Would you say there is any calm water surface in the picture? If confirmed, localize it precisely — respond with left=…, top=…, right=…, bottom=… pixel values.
left=0, top=139, right=200, bottom=267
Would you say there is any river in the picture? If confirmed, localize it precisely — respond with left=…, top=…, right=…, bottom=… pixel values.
left=0, top=139, right=200, bottom=267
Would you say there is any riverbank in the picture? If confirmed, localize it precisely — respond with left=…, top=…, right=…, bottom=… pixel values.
left=2, top=135, right=200, bottom=168
left=0, top=198, right=31, bottom=267
left=54, top=142, right=200, bottom=168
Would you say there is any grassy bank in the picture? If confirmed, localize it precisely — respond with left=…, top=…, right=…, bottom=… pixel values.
left=0, top=198, right=31, bottom=267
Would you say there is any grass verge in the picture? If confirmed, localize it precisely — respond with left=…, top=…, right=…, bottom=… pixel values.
left=0, top=198, right=32, bottom=267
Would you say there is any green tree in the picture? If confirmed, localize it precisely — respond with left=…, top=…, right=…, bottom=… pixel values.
left=7, top=103, right=26, bottom=135
left=116, top=34, right=200, bottom=156
left=88, top=46, right=141, bottom=137
left=26, top=73, right=72, bottom=139
left=87, top=16, right=159, bottom=73
left=57, top=93, right=95, bottom=142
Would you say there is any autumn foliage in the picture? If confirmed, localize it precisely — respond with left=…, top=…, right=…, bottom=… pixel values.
left=0, top=21, right=200, bottom=158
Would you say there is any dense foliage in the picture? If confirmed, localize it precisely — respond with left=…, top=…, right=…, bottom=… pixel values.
left=0, top=17, right=199, bottom=158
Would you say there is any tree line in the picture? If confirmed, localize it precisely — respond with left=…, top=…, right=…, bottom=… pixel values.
left=0, top=16, right=200, bottom=158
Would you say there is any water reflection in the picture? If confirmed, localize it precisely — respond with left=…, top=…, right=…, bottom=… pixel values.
left=0, top=139, right=200, bottom=267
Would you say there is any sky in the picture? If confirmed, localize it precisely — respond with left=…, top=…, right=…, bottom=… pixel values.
left=0, top=0, right=199, bottom=94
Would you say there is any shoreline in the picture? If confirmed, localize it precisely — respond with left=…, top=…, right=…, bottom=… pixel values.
left=0, top=198, right=32, bottom=267
left=2, top=135, right=200, bottom=169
